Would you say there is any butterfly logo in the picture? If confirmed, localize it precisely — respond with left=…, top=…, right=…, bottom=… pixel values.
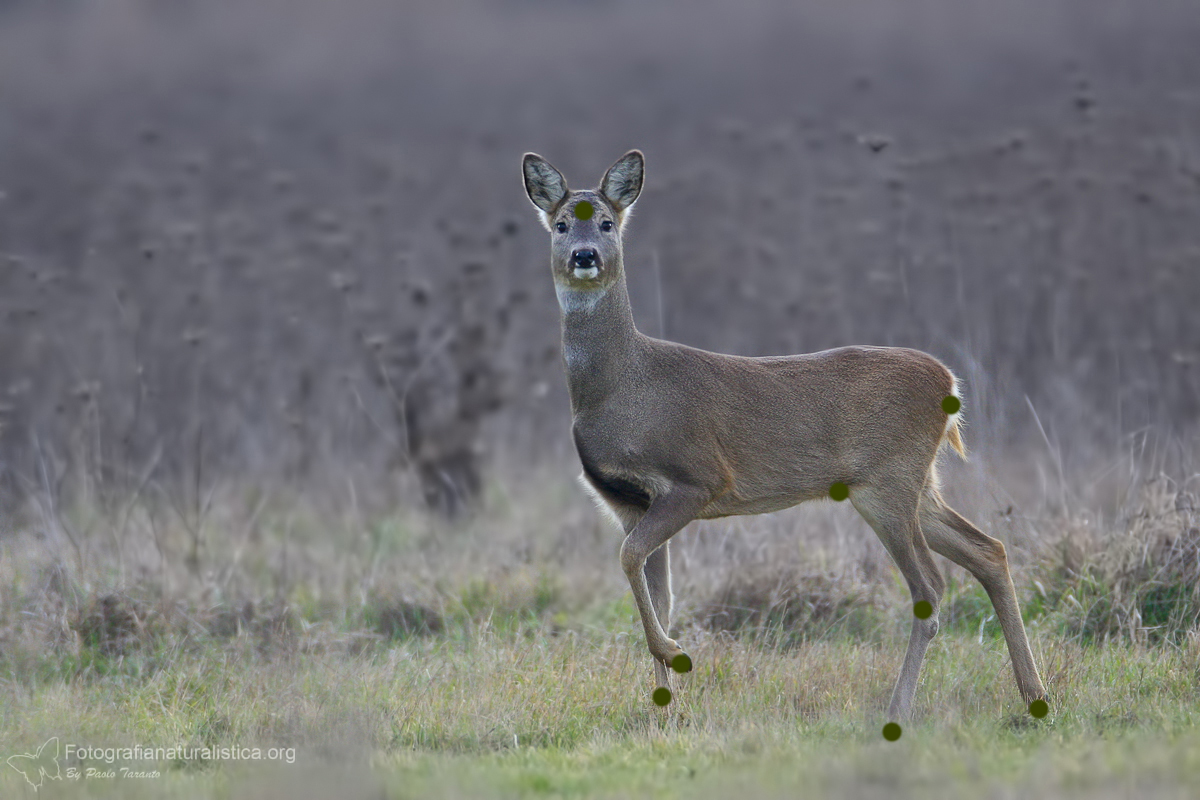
left=7, top=737, right=62, bottom=790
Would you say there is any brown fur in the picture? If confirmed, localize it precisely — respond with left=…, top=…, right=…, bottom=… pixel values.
left=522, top=150, right=1046, bottom=720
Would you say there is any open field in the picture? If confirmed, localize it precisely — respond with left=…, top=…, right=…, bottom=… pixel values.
left=2, top=0, right=1200, bottom=797
left=3, top=463, right=1200, bottom=797
left=7, top=627, right=1200, bottom=799
left=2, top=0, right=1199, bottom=490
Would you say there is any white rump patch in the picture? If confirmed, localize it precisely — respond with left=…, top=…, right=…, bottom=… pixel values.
left=940, top=373, right=965, bottom=458
left=946, top=375, right=962, bottom=417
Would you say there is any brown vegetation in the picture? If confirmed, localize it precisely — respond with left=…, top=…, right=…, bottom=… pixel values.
left=2, top=5, right=1200, bottom=797
left=0, top=0, right=1197, bottom=521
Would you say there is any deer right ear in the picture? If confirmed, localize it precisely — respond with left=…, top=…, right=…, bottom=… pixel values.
left=523, top=153, right=569, bottom=228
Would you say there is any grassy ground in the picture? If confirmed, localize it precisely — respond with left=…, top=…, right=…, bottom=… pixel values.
left=2, top=465, right=1199, bottom=798
left=4, top=619, right=1200, bottom=798
left=3, top=5, right=1198, bottom=797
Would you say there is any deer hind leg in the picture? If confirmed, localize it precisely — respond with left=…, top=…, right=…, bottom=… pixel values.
left=851, top=484, right=946, bottom=722
left=643, top=543, right=674, bottom=693
left=919, top=487, right=1047, bottom=705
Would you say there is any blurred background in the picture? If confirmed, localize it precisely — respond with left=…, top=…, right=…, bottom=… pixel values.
left=1, top=0, right=1198, bottom=516
left=4, top=7, right=1200, bottom=786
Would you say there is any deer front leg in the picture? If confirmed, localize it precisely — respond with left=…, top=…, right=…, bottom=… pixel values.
left=619, top=485, right=709, bottom=683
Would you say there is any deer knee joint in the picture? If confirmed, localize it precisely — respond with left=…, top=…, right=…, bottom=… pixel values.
left=990, top=539, right=1009, bottom=564
left=619, top=538, right=649, bottom=576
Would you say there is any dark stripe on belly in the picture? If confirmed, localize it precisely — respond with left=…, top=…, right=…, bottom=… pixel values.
left=573, top=429, right=652, bottom=511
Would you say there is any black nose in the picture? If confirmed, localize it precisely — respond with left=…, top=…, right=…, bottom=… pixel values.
left=572, top=248, right=597, bottom=268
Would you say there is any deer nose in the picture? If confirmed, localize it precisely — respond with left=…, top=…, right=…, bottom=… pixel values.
left=572, top=248, right=597, bottom=268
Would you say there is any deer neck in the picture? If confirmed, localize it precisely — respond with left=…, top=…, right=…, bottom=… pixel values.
left=557, top=271, right=640, bottom=409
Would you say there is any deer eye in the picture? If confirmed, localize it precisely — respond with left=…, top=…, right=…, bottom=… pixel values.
left=556, top=221, right=568, bottom=233
left=600, top=220, right=614, bottom=232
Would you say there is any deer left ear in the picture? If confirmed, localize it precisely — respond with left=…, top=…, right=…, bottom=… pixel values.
left=523, top=153, right=570, bottom=219
left=600, top=150, right=644, bottom=213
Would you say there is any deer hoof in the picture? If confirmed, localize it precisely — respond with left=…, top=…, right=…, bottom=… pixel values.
left=670, top=652, right=692, bottom=673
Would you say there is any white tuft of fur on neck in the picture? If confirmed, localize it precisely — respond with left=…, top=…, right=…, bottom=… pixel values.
left=555, top=283, right=608, bottom=314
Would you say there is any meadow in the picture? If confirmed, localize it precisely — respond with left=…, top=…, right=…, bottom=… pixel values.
left=2, top=461, right=1200, bottom=798
left=2, top=0, right=1200, bottom=797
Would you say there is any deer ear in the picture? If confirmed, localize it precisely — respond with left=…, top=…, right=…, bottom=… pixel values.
left=523, top=153, right=569, bottom=224
left=600, top=150, right=644, bottom=212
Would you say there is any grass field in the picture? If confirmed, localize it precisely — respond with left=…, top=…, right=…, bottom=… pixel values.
left=3, top=462, right=1199, bottom=798
left=7, top=629, right=1200, bottom=798
left=2, top=2, right=1200, bottom=797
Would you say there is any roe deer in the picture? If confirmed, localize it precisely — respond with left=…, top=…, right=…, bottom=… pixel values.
left=521, top=149, right=1047, bottom=724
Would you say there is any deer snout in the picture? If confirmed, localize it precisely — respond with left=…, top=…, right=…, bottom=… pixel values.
left=572, top=248, right=598, bottom=269
left=570, top=248, right=601, bottom=279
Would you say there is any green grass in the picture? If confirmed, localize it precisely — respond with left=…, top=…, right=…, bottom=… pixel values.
left=4, top=618, right=1200, bottom=798
left=3, top=474, right=1199, bottom=798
